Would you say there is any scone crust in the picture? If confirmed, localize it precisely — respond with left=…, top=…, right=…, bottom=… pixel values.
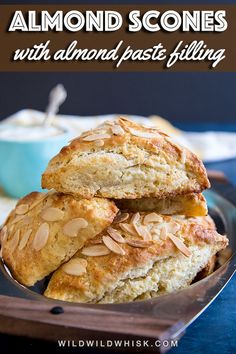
left=42, top=118, right=210, bottom=199
left=44, top=213, right=227, bottom=303
left=1, top=191, right=118, bottom=286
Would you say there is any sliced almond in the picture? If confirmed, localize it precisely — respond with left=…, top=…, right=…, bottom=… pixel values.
left=94, top=140, right=105, bottom=147
left=130, top=212, right=140, bottom=225
left=113, top=212, right=129, bottom=224
left=18, top=229, right=32, bottom=250
left=102, top=235, right=126, bottom=256
left=133, top=224, right=152, bottom=241
left=107, top=227, right=126, bottom=244
left=127, top=239, right=153, bottom=248
left=81, top=245, right=110, bottom=256
left=160, top=224, right=167, bottom=239
left=0, top=226, right=8, bottom=244
left=143, top=213, right=162, bottom=225
left=181, top=150, right=186, bottom=164
left=119, top=223, right=137, bottom=236
left=168, top=221, right=181, bottom=234
left=41, top=207, right=64, bottom=222
left=129, top=128, right=158, bottom=139
left=168, top=233, right=192, bottom=257
left=10, top=215, right=25, bottom=225
left=111, top=125, right=125, bottom=136
left=15, top=204, right=29, bottom=215
left=22, top=216, right=33, bottom=225
left=83, top=133, right=111, bottom=141
left=28, top=193, right=47, bottom=211
left=63, top=258, right=87, bottom=276
left=63, top=218, right=88, bottom=237
left=8, top=229, right=20, bottom=252
left=32, top=223, right=49, bottom=251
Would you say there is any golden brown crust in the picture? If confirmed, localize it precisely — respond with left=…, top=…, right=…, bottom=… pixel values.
left=1, top=191, right=118, bottom=286
left=44, top=213, right=228, bottom=303
left=116, top=193, right=208, bottom=216
left=42, top=117, right=210, bottom=199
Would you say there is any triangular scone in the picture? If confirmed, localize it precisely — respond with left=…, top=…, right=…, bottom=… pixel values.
left=44, top=212, right=228, bottom=303
left=1, top=191, right=118, bottom=286
left=116, top=193, right=207, bottom=216
left=42, top=118, right=210, bottom=199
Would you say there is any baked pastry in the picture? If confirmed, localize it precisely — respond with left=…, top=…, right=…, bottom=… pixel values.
left=1, top=191, right=118, bottom=286
left=42, top=117, right=210, bottom=199
left=116, top=193, right=207, bottom=216
left=44, top=212, right=228, bottom=303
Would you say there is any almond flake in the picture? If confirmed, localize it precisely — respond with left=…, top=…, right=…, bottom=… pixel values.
left=119, top=223, right=137, bottom=236
left=94, top=140, right=105, bottom=147
left=181, top=150, right=186, bottom=164
left=168, top=233, right=192, bottom=257
left=113, top=212, right=129, bottom=224
left=41, top=207, right=64, bottom=222
left=0, top=226, right=8, bottom=244
left=89, top=239, right=103, bottom=245
left=81, top=245, right=110, bottom=256
left=168, top=221, right=181, bottom=234
left=22, top=216, right=33, bottom=225
left=129, top=128, right=158, bottom=139
left=63, top=218, right=88, bottom=237
left=143, top=213, right=162, bottom=225
left=28, top=193, right=47, bottom=211
left=107, top=227, right=126, bottom=244
left=133, top=224, right=152, bottom=241
left=102, top=235, right=126, bottom=255
left=8, top=229, right=20, bottom=252
left=18, top=229, right=32, bottom=250
left=160, top=225, right=167, bottom=239
left=130, top=212, right=140, bottom=225
left=15, top=204, right=29, bottom=215
left=63, top=258, right=87, bottom=276
left=111, top=125, right=125, bottom=136
left=127, top=239, right=153, bottom=248
left=32, top=223, right=49, bottom=251
left=83, top=133, right=111, bottom=141
left=10, top=215, right=25, bottom=225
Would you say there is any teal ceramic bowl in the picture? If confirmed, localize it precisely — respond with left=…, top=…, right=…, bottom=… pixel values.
left=0, top=125, right=71, bottom=198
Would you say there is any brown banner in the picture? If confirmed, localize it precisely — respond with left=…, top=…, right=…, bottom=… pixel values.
left=0, top=5, right=235, bottom=71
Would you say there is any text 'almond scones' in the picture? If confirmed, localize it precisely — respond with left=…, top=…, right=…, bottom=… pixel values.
left=44, top=212, right=228, bottom=303
left=42, top=118, right=210, bottom=200
left=1, top=191, right=118, bottom=286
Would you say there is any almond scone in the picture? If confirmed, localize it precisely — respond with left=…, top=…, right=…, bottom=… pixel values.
left=44, top=212, right=227, bottom=303
left=42, top=118, right=210, bottom=200
left=1, top=191, right=118, bottom=286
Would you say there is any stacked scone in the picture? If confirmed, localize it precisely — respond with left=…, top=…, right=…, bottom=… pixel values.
left=0, top=118, right=228, bottom=303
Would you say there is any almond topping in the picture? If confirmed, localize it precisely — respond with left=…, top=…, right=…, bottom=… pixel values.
left=89, top=239, right=103, bottom=245
left=143, top=213, right=162, bottom=225
left=83, top=133, right=111, bottom=141
left=160, top=225, right=167, bottom=239
left=181, top=150, right=186, bottom=164
left=111, top=125, right=125, bottom=136
left=28, top=193, right=47, bottom=211
left=119, top=223, right=137, bottom=236
left=113, top=212, right=129, bottom=224
left=22, top=216, right=33, bottom=225
left=127, top=239, right=153, bottom=248
left=10, top=215, right=25, bottom=225
left=168, top=221, right=181, bottom=234
left=133, top=224, right=152, bottom=241
left=15, top=204, right=29, bottom=215
left=81, top=245, right=110, bottom=256
left=102, top=235, right=126, bottom=255
left=168, top=234, right=192, bottom=257
left=130, top=212, right=140, bottom=225
left=18, top=229, right=32, bottom=250
left=32, top=223, right=49, bottom=251
left=8, top=230, right=20, bottom=252
left=129, top=128, right=158, bottom=139
left=63, top=218, right=88, bottom=237
left=63, top=258, right=87, bottom=276
left=107, top=227, right=126, bottom=244
left=0, top=226, right=8, bottom=244
left=94, top=139, right=105, bottom=147
left=41, top=207, right=64, bottom=222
